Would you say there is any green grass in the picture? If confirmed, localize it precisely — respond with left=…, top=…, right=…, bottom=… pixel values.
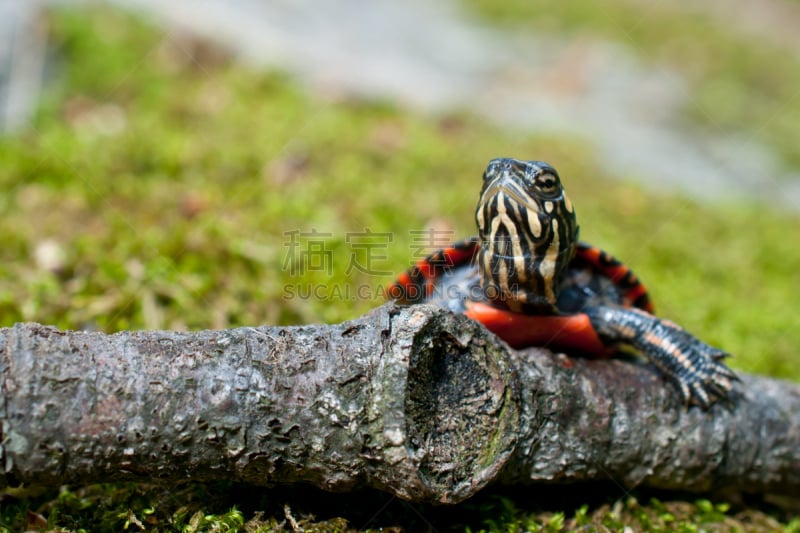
left=0, top=6, right=799, bottom=531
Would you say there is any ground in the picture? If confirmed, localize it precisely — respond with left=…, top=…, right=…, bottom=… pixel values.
left=0, top=6, right=799, bottom=532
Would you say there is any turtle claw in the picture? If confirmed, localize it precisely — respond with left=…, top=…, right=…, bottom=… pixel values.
left=663, top=341, right=739, bottom=410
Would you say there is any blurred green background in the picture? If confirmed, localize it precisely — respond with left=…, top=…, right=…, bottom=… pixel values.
left=0, top=2, right=798, bottom=531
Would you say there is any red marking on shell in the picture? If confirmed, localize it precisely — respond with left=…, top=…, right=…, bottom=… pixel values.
left=575, top=244, right=654, bottom=313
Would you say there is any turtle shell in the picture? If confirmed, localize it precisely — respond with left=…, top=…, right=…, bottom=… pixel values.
left=387, top=238, right=653, bottom=354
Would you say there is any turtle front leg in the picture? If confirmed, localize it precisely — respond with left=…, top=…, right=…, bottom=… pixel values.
left=583, top=305, right=738, bottom=408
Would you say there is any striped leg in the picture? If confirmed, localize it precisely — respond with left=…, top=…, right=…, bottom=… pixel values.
left=584, top=305, right=738, bottom=408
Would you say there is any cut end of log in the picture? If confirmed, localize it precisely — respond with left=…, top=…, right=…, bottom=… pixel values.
left=394, top=306, right=519, bottom=503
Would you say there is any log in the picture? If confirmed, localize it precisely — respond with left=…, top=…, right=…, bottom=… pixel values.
left=0, top=303, right=798, bottom=504
left=0, top=304, right=517, bottom=504
left=500, top=348, right=800, bottom=495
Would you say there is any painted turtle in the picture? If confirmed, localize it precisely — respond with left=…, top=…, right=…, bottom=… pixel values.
left=387, top=157, right=737, bottom=408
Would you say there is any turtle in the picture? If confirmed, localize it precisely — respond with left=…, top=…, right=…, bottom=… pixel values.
left=386, top=157, right=737, bottom=408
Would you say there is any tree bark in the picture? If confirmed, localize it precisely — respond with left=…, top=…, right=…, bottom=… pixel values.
left=0, top=304, right=517, bottom=504
left=1, top=303, right=798, bottom=504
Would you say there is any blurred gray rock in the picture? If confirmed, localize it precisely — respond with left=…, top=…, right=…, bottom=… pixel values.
left=0, top=0, right=47, bottom=132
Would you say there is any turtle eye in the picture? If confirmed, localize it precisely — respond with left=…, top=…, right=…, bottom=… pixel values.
left=534, top=172, right=561, bottom=197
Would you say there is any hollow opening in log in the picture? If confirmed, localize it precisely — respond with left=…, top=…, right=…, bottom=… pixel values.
left=405, top=314, right=517, bottom=499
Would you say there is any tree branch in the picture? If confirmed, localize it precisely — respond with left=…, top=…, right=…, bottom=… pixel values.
left=1, top=303, right=798, bottom=503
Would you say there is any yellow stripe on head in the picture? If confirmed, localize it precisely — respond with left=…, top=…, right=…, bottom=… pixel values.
left=475, top=158, right=578, bottom=312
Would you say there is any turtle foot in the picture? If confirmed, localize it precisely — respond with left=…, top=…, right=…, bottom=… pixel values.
left=584, top=305, right=739, bottom=409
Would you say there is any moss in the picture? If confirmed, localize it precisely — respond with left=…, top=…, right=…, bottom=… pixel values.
left=0, top=4, right=798, bottom=531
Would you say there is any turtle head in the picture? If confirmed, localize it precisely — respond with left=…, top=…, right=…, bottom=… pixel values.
left=475, top=157, right=579, bottom=312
